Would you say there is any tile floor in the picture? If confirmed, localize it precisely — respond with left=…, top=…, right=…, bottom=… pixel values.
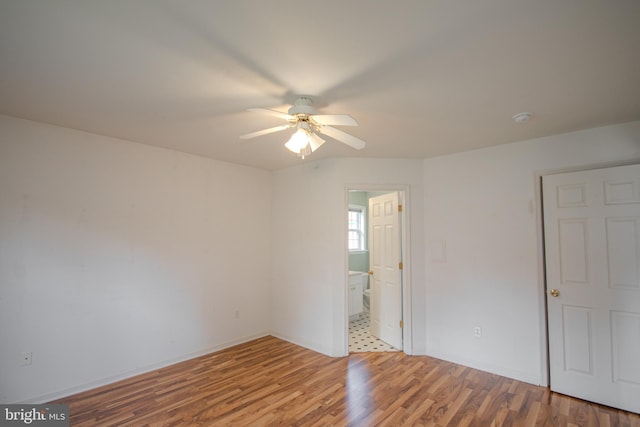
left=349, top=310, right=399, bottom=353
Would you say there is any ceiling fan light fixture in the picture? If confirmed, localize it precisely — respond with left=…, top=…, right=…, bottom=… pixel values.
left=284, top=128, right=312, bottom=157
left=307, top=132, right=325, bottom=152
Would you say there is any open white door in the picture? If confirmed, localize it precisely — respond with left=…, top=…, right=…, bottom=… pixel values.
left=543, top=164, right=640, bottom=413
left=368, top=192, right=403, bottom=350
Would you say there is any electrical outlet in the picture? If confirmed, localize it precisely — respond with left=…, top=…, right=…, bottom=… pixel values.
left=235, top=310, right=240, bottom=319
left=21, top=352, right=32, bottom=366
left=474, top=326, right=482, bottom=338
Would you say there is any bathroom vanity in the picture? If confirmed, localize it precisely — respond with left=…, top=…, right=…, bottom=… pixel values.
left=348, top=271, right=366, bottom=319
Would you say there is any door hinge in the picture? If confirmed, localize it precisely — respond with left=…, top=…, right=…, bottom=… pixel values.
left=398, top=204, right=403, bottom=212
left=400, top=320, right=404, bottom=328
left=399, top=261, right=403, bottom=270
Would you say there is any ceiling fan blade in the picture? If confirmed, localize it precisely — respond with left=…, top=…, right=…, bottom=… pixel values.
left=240, top=124, right=292, bottom=139
left=247, top=107, right=294, bottom=121
left=317, top=126, right=366, bottom=150
left=308, top=133, right=325, bottom=152
left=311, top=114, right=358, bottom=126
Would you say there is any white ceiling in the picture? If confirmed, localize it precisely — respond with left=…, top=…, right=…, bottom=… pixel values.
left=1, top=1, right=639, bottom=170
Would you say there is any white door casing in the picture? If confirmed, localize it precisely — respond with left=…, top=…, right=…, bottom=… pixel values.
left=543, top=164, right=640, bottom=413
left=369, top=192, right=403, bottom=350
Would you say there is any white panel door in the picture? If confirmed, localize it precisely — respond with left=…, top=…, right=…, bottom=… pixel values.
left=369, top=192, right=402, bottom=350
left=543, top=164, right=640, bottom=413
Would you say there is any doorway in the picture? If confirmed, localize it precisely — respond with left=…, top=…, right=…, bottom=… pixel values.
left=346, top=188, right=409, bottom=353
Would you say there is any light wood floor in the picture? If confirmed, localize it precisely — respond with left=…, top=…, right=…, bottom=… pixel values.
left=53, top=336, right=640, bottom=426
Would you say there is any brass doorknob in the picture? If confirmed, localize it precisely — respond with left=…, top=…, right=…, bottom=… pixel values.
left=368, top=271, right=374, bottom=276
left=550, top=289, right=560, bottom=297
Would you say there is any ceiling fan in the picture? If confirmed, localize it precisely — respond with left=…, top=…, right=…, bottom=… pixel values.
left=240, top=96, right=366, bottom=159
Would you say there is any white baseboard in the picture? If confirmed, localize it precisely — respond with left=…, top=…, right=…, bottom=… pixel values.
left=17, top=332, right=270, bottom=404
left=426, top=348, right=543, bottom=386
left=268, top=331, right=340, bottom=358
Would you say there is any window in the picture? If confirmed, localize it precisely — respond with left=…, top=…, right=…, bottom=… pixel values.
left=348, top=205, right=366, bottom=251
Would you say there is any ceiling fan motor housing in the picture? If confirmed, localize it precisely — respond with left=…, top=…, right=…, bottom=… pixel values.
left=288, top=96, right=317, bottom=116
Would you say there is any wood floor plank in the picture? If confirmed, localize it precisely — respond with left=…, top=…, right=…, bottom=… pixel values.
left=52, top=336, right=640, bottom=426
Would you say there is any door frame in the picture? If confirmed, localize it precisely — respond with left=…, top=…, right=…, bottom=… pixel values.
left=344, top=184, right=412, bottom=355
left=534, top=158, right=640, bottom=388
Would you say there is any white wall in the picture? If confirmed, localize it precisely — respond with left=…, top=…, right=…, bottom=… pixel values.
left=3, top=113, right=638, bottom=404
left=271, top=158, right=426, bottom=356
left=0, top=115, right=272, bottom=403
left=423, top=121, right=640, bottom=385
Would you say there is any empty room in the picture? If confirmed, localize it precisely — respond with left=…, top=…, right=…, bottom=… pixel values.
left=1, top=1, right=640, bottom=425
